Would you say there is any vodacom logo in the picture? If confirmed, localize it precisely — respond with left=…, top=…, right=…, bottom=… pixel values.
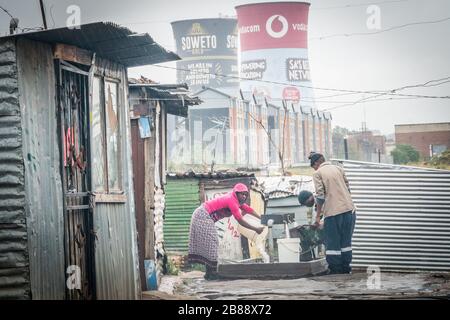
left=266, top=15, right=289, bottom=38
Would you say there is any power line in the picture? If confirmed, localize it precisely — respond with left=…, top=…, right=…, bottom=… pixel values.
left=151, top=64, right=450, bottom=100
left=323, top=76, right=450, bottom=111
left=296, top=78, right=450, bottom=103
left=129, top=89, right=447, bottom=110
left=313, top=0, right=411, bottom=10
left=122, top=0, right=413, bottom=25
left=0, top=5, right=14, bottom=19
left=310, top=16, right=450, bottom=40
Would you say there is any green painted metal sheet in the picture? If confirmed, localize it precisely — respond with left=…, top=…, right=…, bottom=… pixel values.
left=164, top=178, right=200, bottom=253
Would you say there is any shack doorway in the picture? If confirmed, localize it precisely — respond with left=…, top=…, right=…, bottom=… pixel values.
left=57, top=62, right=96, bottom=300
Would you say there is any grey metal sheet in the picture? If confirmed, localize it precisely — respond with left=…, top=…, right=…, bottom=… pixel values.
left=93, top=203, right=139, bottom=299
left=0, top=39, right=31, bottom=300
left=16, top=38, right=66, bottom=299
left=92, top=63, right=140, bottom=299
left=336, top=160, right=450, bottom=272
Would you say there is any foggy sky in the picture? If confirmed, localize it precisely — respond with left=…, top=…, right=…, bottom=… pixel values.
left=1, top=0, right=449, bottom=134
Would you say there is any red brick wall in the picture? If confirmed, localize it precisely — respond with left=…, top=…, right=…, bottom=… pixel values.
left=395, top=131, right=450, bottom=159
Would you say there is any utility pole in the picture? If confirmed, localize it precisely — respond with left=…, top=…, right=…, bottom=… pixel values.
left=344, top=136, right=349, bottom=160
left=39, top=0, right=47, bottom=29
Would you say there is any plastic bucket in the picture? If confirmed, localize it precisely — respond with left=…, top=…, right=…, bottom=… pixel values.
left=277, top=238, right=300, bottom=263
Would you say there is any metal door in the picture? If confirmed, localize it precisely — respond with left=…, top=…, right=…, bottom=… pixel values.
left=57, top=61, right=96, bottom=299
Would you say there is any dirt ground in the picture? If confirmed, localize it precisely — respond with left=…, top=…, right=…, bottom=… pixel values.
left=142, top=270, right=450, bottom=300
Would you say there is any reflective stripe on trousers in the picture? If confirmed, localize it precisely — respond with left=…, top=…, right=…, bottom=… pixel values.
left=323, top=211, right=356, bottom=273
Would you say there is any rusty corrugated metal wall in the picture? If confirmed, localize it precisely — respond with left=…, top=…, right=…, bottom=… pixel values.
left=0, top=39, right=31, bottom=299
left=16, top=38, right=66, bottom=299
left=92, top=58, right=140, bottom=299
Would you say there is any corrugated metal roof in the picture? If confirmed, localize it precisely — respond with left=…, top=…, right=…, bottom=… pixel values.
left=335, top=159, right=450, bottom=272
left=194, top=86, right=235, bottom=99
left=129, top=83, right=202, bottom=117
left=167, top=171, right=255, bottom=179
left=3, top=22, right=180, bottom=67
left=257, top=176, right=314, bottom=199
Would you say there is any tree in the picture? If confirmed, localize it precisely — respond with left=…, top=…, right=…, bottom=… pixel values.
left=332, top=126, right=359, bottom=159
left=332, top=126, right=349, bottom=159
left=429, top=149, right=450, bottom=168
left=391, top=144, right=420, bottom=164
left=248, top=109, right=288, bottom=175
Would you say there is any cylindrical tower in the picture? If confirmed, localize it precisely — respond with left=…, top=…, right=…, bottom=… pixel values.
left=171, top=18, right=239, bottom=94
left=235, top=2, right=314, bottom=105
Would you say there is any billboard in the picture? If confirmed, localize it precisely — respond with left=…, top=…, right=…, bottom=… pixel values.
left=236, top=2, right=314, bottom=104
left=171, top=18, right=239, bottom=92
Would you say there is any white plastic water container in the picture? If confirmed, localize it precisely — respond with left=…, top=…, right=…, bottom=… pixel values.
left=277, top=238, right=300, bottom=263
left=237, top=215, right=270, bottom=263
left=237, top=215, right=268, bottom=243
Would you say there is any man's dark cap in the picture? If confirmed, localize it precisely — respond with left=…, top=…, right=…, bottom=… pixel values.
left=308, top=152, right=323, bottom=167
left=298, top=190, right=313, bottom=205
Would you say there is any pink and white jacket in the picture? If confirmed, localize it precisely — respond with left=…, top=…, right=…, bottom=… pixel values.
left=203, top=183, right=254, bottom=221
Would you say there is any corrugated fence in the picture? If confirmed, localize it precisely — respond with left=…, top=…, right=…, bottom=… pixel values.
left=17, top=38, right=66, bottom=299
left=0, top=39, right=30, bottom=299
left=338, top=160, right=450, bottom=272
left=164, top=179, right=200, bottom=254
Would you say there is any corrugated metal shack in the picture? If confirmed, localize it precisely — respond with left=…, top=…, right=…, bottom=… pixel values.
left=164, top=171, right=266, bottom=262
left=128, top=81, right=201, bottom=290
left=0, top=22, right=179, bottom=300
left=336, top=160, right=450, bottom=272
left=257, top=176, right=315, bottom=237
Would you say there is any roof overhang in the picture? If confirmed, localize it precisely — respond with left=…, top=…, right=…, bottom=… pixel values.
left=3, top=22, right=180, bottom=67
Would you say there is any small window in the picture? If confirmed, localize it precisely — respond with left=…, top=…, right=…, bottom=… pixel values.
left=91, top=77, right=122, bottom=196
left=92, top=77, right=106, bottom=192
left=105, top=80, right=121, bottom=191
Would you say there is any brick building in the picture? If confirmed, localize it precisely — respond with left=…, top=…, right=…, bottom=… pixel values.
left=346, top=130, right=387, bottom=162
left=395, top=122, right=450, bottom=160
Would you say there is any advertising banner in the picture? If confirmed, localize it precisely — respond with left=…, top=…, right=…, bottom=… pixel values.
left=172, top=18, right=239, bottom=91
left=236, top=2, right=314, bottom=104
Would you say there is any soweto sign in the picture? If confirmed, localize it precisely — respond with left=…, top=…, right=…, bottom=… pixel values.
left=172, top=18, right=239, bottom=91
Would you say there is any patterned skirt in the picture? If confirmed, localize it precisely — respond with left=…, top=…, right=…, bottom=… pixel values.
left=188, top=205, right=218, bottom=268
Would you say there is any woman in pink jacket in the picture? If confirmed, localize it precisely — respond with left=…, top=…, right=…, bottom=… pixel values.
left=188, top=183, right=264, bottom=279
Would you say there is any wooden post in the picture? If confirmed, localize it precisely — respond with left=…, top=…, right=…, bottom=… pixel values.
left=39, top=0, right=47, bottom=29
left=144, top=124, right=156, bottom=260
left=344, top=137, right=349, bottom=160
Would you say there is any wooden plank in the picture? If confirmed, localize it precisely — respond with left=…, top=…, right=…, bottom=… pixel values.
left=144, top=137, right=155, bottom=260
left=161, top=107, right=167, bottom=186
left=65, top=192, right=89, bottom=197
left=217, top=259, right=328, bottom=279
left=199, top=181, right=205, bottom=202
left=66, top=205, right=90, bottom=211
left=54, top=43, right=92, bottom=66
left=94, top=193, right=127, bottom=203
left=201, top=177, right=253, bottom=190
left=248, top=190, right=265, bottom=259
